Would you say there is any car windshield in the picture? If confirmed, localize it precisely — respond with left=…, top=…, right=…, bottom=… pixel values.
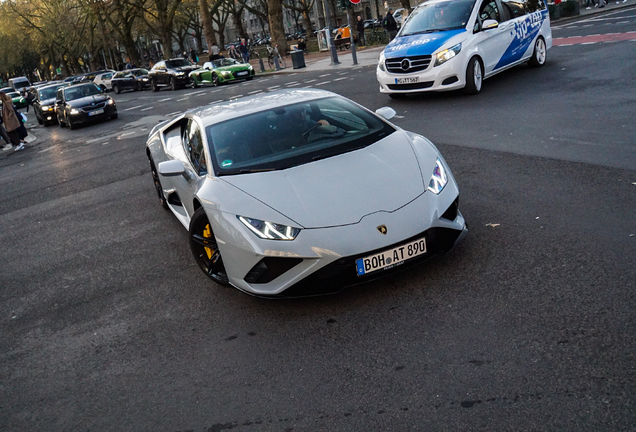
left=131, top=69, right=149, bottom=76
left=165, top=59, right=192, bottom=68
left=212, top=58, right=240, bottom=68
left=401, top=0, right=475, bottom=35
left=206, top=97, right=395, bottom=175
left=39, top=86, right=63, bottom=100
left=65, top=84, right=103, bottom=100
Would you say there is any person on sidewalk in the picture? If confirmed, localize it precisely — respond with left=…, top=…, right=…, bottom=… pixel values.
left=0, top=115, right=12, bottom=150
left=0, top=92, right=29, bottom=151
left=585, top=0, right=596, bottom=8
left=383, top=8, right=398, bottom=41
left=239, top=38, right=250, bottom=64
left=356, top=16, right=366, bottom=47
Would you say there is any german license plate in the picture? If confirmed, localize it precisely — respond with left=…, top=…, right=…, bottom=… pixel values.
left=395, top=76, right=419, bottom=84
left=237, top=71, right=248, bottom=76
left=356, top=236, right=427, bottom=276
left=88, top=109, right=104, bottom=116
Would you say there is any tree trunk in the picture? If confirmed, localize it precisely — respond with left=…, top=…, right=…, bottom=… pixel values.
left=233, top=12, right=248, bottom=40
left=302, top=11, right=313, bottom=33
left=199, top=0, right=218, bottom=52
left=267, top=0, right=287, bottom=53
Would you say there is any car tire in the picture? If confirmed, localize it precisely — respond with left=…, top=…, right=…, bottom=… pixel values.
left=464, top=56, right=483, bottom=95
left=189, top=207, right=230, bottom=285
left=111, top=113, right=118, bottom=120
left=148, top=157, right=169, bottom=210
left=113, top=85, right=120, bottom=94
left=212, top=74, right=220, bottom=86
left=192, top=79, right=198, bottom=88
left=137, top=82, right=143, bottom=91
left=151, top=79, right=159, bottom=92
left=170, top=77, right=177, bottom=91
left=528, top=37, right=547, bottom=68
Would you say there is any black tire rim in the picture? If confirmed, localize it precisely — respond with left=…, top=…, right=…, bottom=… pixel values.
left=190, top=216, right=229, bottom=284
left=212, top=75, right=219, bottom=86
left=149, top=159, right=168, bottom=208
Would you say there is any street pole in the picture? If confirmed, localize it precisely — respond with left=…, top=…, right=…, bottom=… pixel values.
left=347, top=8, right=358, bottom=65
left=323, top=0, right=340, bottom=65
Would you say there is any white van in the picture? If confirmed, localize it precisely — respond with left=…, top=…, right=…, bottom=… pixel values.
left=376, top=0, right=552, bottom=96
left=9, top=77, right=31, bottom=92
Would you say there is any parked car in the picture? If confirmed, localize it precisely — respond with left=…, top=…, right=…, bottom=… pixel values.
left=393, top=8, right=408, bottom=27
left=55, top=82, right=117, bottom=130
left=111, top=69, right=150, bottom=93
left=93, top=71, right=116, bottom=92
left=145, top=89, right=467, bottom=297
left=6, top=91, right=27, bottom=109
left=189, top=59, right=254, bottom=87
left=148, top=58, right=198, bottom=91
left=33, top=82, right=70, bottom=126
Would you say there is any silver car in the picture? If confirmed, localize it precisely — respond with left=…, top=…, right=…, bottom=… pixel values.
left=146, top=89, right=467, bottom=297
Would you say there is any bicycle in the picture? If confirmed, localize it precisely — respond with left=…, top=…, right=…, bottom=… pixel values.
left=366, top=27, right=389, bottom=46
left=266, top=45, right=287, bottom=70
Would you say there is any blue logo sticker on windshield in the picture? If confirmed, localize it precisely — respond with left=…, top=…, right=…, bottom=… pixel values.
left=221, top=160, right=233, bottom=167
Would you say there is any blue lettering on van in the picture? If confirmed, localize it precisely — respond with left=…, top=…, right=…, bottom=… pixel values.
left=494, top=10, right=546, bottom=70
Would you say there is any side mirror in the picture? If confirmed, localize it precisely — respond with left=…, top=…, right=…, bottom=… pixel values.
left=482, top=19, right=499, bottom=30
left=375, top=107, right=397, bottom=120
left=158, top=160, right=186, bottom=177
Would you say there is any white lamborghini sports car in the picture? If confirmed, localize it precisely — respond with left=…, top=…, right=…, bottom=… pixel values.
left=145, top=89, right=467, bottom=297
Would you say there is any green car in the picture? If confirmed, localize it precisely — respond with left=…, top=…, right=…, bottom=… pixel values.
left=189, top=58, right=255, bottom=87
left=7, top=91, right=27, bottom=109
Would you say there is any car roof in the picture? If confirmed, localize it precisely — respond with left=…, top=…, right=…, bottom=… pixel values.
left=39, top=82, right=69, bottom=90
left=192, top=88, right=338, bottom=129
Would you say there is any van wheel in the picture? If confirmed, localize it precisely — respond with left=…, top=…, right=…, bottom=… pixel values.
left=528, top=37, right=547, bottom=67
left=464, top=56, right=483, bottom=95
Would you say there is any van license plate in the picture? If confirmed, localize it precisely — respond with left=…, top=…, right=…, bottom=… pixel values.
left=396, top=77, right=419, bottom=84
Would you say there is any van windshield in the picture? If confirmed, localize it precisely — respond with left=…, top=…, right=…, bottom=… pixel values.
left=400, top=0, right=475, bottom=35
left=12, top=79, right=30, bottom=90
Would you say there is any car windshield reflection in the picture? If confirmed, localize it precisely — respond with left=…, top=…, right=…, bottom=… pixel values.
left=65, top=84, right=103, bottom=101
left=206, top=97, right=395, bottom=175
left=401, top=0, right=475, bottom=35
left=165, top=59, right=192, bottom=68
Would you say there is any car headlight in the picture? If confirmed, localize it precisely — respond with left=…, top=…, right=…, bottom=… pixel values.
left=142, top=78, right=149, bottom=81
left=222, top=71, right=232, bottom=77
left=175, top=72, right=185, bottom=76
left=427, top=158, right=448, bottom=194
left=43, top=106, right=53, bottom=112
left=378, top=52, right=386, bottom=72
left=238, top=216, right=301, bottom=240
left=434, top=43, right=461, bottom=67
left=108, top=98, right=115, bottom=105
left=70, top=108, right=80, bottom=115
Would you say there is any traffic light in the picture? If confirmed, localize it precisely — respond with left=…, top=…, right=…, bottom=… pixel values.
left=337, top=0, right=349, bottom=11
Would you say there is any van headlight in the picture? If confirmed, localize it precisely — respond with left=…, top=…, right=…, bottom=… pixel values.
left=434, top=43, right=461, bottom=67
left=238, top=216, right=301, bottom=240
left=378, top=52, right=386, bottom=72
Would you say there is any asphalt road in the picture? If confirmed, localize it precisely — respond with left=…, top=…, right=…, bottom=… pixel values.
left=1, top=9, right=635, bottom=431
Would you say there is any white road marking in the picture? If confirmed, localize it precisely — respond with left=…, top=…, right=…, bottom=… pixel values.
left=285, top=81, right=298, bottom=85
left=141, top=106, right=154, bottom=111
left=166, top=111, right=181, bottom=116
left=315, top=81, right=331, bottom=86
left=119, top=131, right=135, bottom=137
left=319, top=74, right=331, bottom=77
left=184, top=91, right=196, bottom=96
left=305, top=79, right=317, bottom=83
left=287, top=83, right=300, bottom=87
left=333, top=77, right=348, bottom=81
left=248, top=90, right=263, bottom=94
left=158, top=98, right=172, bottom=102
left=195, top=93, right=206, bottom=96
left=177, top=97, right=188, bottom=101
left=268, top=85, right=281, bottom=90
left=124, top=105, right=143, bottom=111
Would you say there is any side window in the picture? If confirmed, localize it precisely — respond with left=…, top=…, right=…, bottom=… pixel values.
left=184, top=119, right=207, bottom=176
left=501, top=0, right=526, bottom=19
left=525, top=0, right=545, bottom=12
left=479, top=0, right=502, bottom=22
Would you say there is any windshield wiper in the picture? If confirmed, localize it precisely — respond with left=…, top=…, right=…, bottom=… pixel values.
left=219, top=167, right=276, bottom=175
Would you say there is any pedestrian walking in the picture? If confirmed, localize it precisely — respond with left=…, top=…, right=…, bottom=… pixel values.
left=0, top=116, right=11, bottom=149
left=356, top=15, right=366, bottom=47
left=0, top=92, right=28, bottom=151
left=190, top=48, right=198, bottom=63
left=22, top=90, right=34, bottom=113
left=228, top=44, right=239, bottom=61
left=209, top=44, right=221, bottom=61
left=239, top=38, right=250, bottom=64
left=383, top=8, right=398, bottom=41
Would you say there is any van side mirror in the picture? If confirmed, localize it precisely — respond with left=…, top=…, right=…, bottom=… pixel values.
left=482, top=19, right=499, bottom=30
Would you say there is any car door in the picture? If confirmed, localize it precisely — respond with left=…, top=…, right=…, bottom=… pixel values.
left=55, top=88, right=66, bottom=123
left=101, top=73, right=114, bottom=90
left=473, top=0, right=514, bottom=75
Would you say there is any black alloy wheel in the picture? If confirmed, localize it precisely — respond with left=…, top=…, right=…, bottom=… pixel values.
left=148, top=157, right=168, bottom=209
left=189, top=207, right=230, bottom=285
left=212, top=74, right=220, bottom=86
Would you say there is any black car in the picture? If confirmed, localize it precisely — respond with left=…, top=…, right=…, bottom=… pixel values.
left=33, top=82, right=69, bottom=126
left=111, top=69, right=151, bottom=93
left=55, top=83, right=117, bottom=130
left=148, top=58, right=198, bottom=91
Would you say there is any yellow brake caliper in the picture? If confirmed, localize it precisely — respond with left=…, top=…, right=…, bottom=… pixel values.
left=203, top=224, right=214, bottom=259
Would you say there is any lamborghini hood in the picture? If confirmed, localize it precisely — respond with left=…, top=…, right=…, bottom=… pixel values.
left=221, top=131, right=426, bottom=229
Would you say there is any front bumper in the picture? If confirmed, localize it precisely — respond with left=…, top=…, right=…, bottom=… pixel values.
left=377, top=56, right=467, bottom=94
left=210, top=177, right=466, bottom=297
left=69, top=104, right=117, bottom=124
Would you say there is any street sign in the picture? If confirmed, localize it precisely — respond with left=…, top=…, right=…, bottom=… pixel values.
left=350, top=0, right=361, bottom=3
